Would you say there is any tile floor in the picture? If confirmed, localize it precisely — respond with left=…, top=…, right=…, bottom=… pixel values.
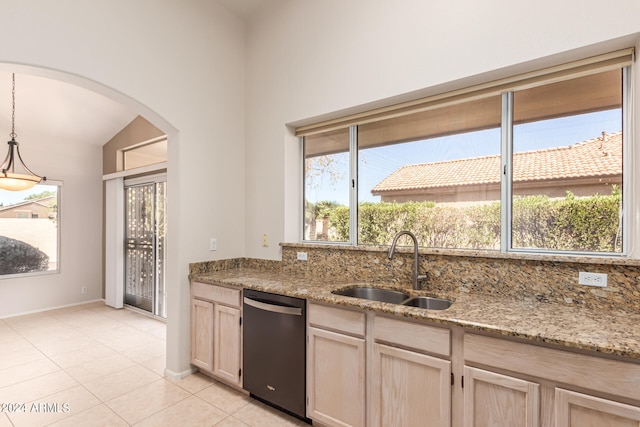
left=0, top=302, right=307, bottom=427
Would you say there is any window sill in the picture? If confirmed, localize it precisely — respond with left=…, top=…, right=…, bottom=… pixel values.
left=282, top=242, right=637, bottom=267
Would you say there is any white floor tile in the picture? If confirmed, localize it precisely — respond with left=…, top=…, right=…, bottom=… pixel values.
left=83, top=365, right=161, bottom=402
left=64, top=353, right=137, bottom=384
left=232, top=400, right=302, bottom=427
left=47, top=403, right=128, bottom=427
left=0, top=358, right=60, bottom=388
left=196, top=382, right=253, bottom=414
left=0, top=303, right=309, bottom=427
left=0, top=370, right=78, bottom=404
left=0, top=344, right=46, bottom=371
left=5, top=385, right=101, bottom=427
left=105, top=379, right=190, bottom=424
left=134, top=395, right=228, bottom=427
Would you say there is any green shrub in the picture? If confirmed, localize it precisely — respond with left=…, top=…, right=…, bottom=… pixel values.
left=0, top=236, right=50, bottom=275
left=319, top=192, right=621, bottom=253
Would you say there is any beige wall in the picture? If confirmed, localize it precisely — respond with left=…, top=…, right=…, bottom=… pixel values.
left=102, top=115, right=165, bottom=175
left=244, top=1, right=640, bottom=260
left=101, top=116, right=166, bottom=300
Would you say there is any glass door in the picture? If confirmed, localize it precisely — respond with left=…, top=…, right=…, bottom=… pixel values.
left=124, top=175, right=166, bottom=317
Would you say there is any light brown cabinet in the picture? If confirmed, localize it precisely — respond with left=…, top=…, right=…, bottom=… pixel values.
left=190, top=281, right=242, bottom=387
left=371, top=343, right=451, bottom=427
left=371, top=316, right=451, bottom=427
left=555, top=388, right=640, bottom=427
left=191, top=298, right=214, bottom=372
left=463, top=366, right=539, bottom=427
left=189, top=283, right=640, bottom=426
left=464, top=333, right=640, bottom=427
left=307, top=303, right=366, bottom=427
left=212, top=303, right=242, bottom=384
left=307, top=304, right=452, bottom=427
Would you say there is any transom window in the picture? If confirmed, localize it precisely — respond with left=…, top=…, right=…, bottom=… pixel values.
left=301, top=49, right=631, bottom=255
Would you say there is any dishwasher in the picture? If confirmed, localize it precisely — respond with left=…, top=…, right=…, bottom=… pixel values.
left=242, top=289, right=309, bottom=422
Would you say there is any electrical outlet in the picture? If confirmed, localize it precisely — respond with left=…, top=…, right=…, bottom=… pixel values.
left=262, top=233, right=269, bottom=247
left=578, top=272, right=607, bottom=287
left=209, top=238, right=217, bottom=251
left=297, top=252, right=308, bottom=261
left=81, top=286, right=87, bottom=294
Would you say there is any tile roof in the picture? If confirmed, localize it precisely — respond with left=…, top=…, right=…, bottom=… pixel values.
left=0, top=196, right=56, bottom=211
left=371, top=131, right=622, bottom=194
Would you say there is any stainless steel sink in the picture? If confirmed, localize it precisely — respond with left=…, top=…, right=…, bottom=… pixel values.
left=332, top=287, right=411, bottom=304
left=402, top=296, right=452, bottom=310
left=332, top=287, right=453, bottom=310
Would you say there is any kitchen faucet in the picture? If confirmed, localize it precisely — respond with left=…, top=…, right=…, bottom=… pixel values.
left=388, top=230, right=427, bottom=291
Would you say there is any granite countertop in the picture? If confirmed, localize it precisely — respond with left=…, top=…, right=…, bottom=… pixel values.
left=192, top=267, right=640, bottom=362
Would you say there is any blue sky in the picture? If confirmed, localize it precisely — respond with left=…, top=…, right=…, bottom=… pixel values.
left=0, top=183, right=56, bottom=206
left=307, top=109, right=622, bottom=205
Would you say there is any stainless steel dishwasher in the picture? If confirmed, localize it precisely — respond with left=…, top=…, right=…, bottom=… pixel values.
left=242, top=289, right=309, bottom=422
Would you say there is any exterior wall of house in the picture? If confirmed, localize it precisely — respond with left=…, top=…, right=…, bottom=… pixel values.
left=0, top=203, right=52, bottom=219
left=378, top=180, right=621, bottom=205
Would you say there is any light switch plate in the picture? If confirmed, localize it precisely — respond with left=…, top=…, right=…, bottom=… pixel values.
left=209, top=238, right=217, bottom=251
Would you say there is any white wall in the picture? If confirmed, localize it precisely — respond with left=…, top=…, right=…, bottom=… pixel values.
left=244, top=0, right=640, bottom=259
left=0, top=0, right=246, bottom=376
left=0, top=139, right=103, bottom=316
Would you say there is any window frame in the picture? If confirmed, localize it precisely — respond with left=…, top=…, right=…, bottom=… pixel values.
left=301, top=52, right=632, bottom=257
left=0, top=180, right=63, bottom=279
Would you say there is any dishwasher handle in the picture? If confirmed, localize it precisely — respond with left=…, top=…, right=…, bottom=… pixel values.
left=243, top=297, right=303, bottom=316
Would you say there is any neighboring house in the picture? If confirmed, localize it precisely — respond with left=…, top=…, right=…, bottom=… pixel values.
left=0, top=196, right=56, bottom=219
left=371, top=132, right=622, bottom=205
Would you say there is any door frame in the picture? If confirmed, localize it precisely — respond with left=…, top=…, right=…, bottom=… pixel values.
left=123, top=173, right=167, bottom=317
left=104, top=166, right=167, bottom=312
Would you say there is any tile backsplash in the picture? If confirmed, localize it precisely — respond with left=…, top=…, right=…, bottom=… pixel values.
left=279, top=243, right=640, bottom=314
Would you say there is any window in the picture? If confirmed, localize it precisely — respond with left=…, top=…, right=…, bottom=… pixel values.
left=122, top=138, right=167, bottom=170
left=304, top=127, right=351, bottom=242
left=0, top=183, right=60, bottom=276
left=301, top=50, right=631, bottom=255
left=511, top=71, right=623, bottom=253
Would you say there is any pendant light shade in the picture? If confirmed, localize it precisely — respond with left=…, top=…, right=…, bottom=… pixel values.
left=0, top=74, right=45, bottom=191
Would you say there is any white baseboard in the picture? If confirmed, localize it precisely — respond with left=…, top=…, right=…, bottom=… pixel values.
left=0, top=299, right=105, bottom=319
left=164, top=366, right=197, bottom=380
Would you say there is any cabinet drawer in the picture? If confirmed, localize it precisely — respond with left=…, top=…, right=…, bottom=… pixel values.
left=192, top=281, right=241, bottom=307
left=309, top=303, right=366, bottom=337
left=374, top=316, right=450, bottom=357
left=465, top=333, right=640, bottom=402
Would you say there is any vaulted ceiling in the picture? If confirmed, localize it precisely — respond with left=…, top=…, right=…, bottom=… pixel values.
left=0, top=71, right=137, bottom=148
left=0, top=1, right=271, bottom=150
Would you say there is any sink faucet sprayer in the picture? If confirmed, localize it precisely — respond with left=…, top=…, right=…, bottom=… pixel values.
left=388, top=231, right=427, bottom=291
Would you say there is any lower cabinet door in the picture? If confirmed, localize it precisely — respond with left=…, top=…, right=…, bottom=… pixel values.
left=463, top=366, right=540, bottom=427
left=213, top=304, right=241, bottom=386
left=555, top=388, right=640, bottom=427
left=307, top=326, right=366, bottom=427
left=191, top=298, right=214, bottom=372
left=371, top=343, right=451, bottom=427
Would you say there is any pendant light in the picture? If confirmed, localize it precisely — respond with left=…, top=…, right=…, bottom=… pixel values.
left=0, top=73, right=45, bottom=191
